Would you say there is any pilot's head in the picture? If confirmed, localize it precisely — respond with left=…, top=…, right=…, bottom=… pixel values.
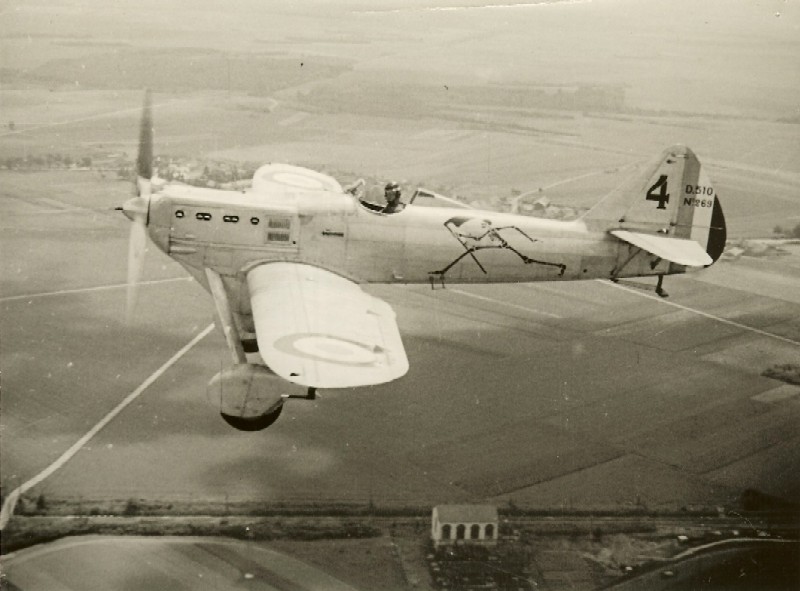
left=384, top=182, right=401, bottom=201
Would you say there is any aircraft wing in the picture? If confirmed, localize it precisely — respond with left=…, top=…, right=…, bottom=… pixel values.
left=247, top=263, right=408, bottom=389
left=610, top=230, right=713, bottom=266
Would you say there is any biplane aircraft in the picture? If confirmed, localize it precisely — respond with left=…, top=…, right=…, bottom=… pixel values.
left=121, top=92, right=726, bottom=430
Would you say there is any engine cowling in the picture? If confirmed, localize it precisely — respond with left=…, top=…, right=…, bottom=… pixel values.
left=207, top=364, right=305, bottom=431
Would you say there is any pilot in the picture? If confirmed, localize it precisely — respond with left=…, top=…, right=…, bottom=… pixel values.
left=382, top=182, right=405, bottom=214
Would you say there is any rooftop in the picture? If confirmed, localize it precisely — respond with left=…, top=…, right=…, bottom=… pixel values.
left=434, top=505, right=498, bottom=523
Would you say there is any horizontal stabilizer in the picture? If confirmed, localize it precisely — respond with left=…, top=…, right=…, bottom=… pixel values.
left=611, top=230, right=713, bottom=267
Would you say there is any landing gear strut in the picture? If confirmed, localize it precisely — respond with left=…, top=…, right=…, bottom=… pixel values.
left=655, top=274, right=668, bottom=298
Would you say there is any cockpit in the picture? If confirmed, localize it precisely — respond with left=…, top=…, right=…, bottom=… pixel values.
left=353, top=182, right=471, bottom=215
left=352, top=180, right=405, bottom=215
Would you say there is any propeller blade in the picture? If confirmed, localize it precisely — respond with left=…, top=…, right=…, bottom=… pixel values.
left=136, top=88, right=154, bottom=186
left=126, top=211, right=147, bottom=324
left=124, top=89, right=154, bottom=323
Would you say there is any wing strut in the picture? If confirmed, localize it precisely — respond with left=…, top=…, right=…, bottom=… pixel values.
left=609, top=246, right=669, bottom=298
left=610, top=245, right=644, bottom=281
left=205, top=268, right=247, bottom=365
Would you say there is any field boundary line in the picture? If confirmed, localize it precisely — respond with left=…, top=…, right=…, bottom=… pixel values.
left=597, top=279, right=800, bottom=346
left=0, top=277, right=192, bottom=302
left=0, top=97, right=198, bottom=139
left=449, top=287, right=563, bottom=318
left=0, top=323, right=215, bottom=531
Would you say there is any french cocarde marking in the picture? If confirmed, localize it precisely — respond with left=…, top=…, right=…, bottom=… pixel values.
left=274, top=333, right=378, bottom=366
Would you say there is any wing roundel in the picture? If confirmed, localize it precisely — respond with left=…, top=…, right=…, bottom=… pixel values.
left=247, top=263, right=408, bottom=389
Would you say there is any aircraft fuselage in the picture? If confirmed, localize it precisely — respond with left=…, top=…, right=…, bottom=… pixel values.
left=146, top=182, right=678, bottom=299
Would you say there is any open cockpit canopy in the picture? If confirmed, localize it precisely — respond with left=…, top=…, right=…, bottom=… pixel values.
left=408, top=188, right=472, bottom=209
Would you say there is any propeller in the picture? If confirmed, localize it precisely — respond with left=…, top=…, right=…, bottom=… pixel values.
left=121, top=89, right=154, bottom=323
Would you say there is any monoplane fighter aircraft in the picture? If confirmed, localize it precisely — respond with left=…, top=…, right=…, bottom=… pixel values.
left=121, top=92, right=726, bottom=430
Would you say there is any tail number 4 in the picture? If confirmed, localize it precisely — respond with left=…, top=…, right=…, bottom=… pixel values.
left=646, top=175, right=670, bottom=210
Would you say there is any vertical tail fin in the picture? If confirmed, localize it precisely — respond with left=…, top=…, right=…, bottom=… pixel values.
left=583, top=145, right=726, bottom=264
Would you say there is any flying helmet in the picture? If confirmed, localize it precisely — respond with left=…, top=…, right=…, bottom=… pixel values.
left=384, top=181, right=401, bottom=198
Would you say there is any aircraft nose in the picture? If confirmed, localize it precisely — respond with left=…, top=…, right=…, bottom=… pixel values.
left=121, top=196, right=148, bottom=222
